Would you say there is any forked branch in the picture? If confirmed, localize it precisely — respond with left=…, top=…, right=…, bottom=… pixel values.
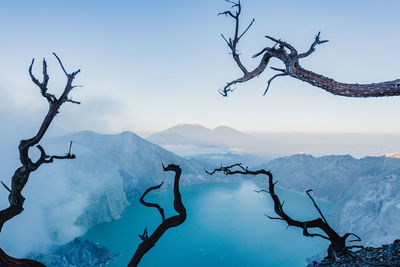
left=219, top=1, right=400, bottom=97
left=0, top=54, right=81, bottom=266
left=206, top=163, right=362, bottom=260
left=128, top=164, right=187, bottom=266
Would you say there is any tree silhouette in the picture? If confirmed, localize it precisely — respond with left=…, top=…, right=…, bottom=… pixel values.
left=206, top=163, right=362, bottom=260
left=129, top=164, right=187, bottom=266
left=219, top=0, right=400, bottom=97
left=0, top=53, right=81, bottom=266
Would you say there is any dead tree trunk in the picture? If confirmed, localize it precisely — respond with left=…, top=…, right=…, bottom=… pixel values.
left=0, top=53, right=81, bottom=266
left=128, top=164, right=187, bottom=267
left=219, top=0, right=400, bottom=97
left=206, top=164, right=362, bottom=260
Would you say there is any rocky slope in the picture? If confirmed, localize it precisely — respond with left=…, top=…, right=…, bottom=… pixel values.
left=259, top=154, right=400, bottom=247
left=308, top=239, right=400, bottom=266
left=30, top=238, right=117, bottom=267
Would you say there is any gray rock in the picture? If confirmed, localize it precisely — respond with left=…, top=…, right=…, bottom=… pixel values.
left=308, top=239, right=400, bottom=266
left=30, top=238, right=118, bottom=267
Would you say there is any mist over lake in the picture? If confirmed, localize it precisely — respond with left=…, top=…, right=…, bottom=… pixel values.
left=85, top=181, right=331, bottom=266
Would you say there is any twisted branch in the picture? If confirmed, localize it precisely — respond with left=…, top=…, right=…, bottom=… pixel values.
left=139, top=182, right=165, bottom=222
left=0, top=54, right=81, bottom=266
left=206, top=163, right=362, bottom=260
left=219, top=1, right=400, bottom=97
left=128, top=164, right=187, bottom=266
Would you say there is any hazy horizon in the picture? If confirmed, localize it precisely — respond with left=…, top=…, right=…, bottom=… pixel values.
left=45, top=123, right=400, bottom=138
left=1, top=0, right=400, bottom=136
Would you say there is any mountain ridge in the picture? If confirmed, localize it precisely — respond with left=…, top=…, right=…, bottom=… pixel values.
left=0, top=130, right=221, bottom=258
left=147, top=123, right=251, bottom=156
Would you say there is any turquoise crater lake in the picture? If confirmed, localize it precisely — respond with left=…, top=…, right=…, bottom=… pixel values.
left=84, top=181, right=331, bottom=266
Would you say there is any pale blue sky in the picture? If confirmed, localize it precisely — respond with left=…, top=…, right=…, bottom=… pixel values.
left=0, top=0, right=400, bottom=135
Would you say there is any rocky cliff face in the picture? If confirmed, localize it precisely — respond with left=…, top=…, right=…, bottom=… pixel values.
left=53, top=131, right=209, bottom=229
left=260, top=154, right=400, bottom=246
left=64, top=130, right=219, bottom=218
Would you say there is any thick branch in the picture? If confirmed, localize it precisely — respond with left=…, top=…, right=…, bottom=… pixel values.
left=265, top=36, right=298, bottom=57
left=290, top=64, right=400, bottom=97
left=129, top=164, right=186, bottom=266
left=220, top=1, right=400, bottom=97
left=220, top=52, right=272, bottom=96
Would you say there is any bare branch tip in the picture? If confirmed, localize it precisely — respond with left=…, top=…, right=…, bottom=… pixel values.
left=52, top=52, right=69, bottom=76
left=1, top=181, right=11, bottom=193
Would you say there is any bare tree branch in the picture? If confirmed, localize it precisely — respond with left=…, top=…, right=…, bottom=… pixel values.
left=218, top=49, right=274, bottom=97
left=206, top=164, right=361, bottom=260
left=128, top=164, right=187, bottom=266
left=52, top=52, right=69, bottom=76
left=204, top=163, right=244, bottom=175
left=264, top=73, right=288, bottom=95
left=270, top=67, right=287, bottom=73
left=254, top=189, right=269, bottom=194
left=31, top=144, right=75, bottom=171
left=265, top=214, right=284, bottom=221
left=64, top=98, right=81, bottom=105
left=0, top=54, right=81, bottom=266
left=68, top=141, right=73, bottom=154
left=140, top=182, right=166, bottom=222
left=138, top=227, right=149, bottom=241
left=218, top=0, right=254, bottom=77
left=293, top=31, right=328, bottom=61
left=238, top=18, right=255, bottom=40
left=343, top=232, right=362, bottom=243
left=0, top=182, right=11, bottom=193
left=29, top=58, right=56, bottom=104
left=265, top=36, right=298, bottom=55
left=306, top=189, right=328, bottom=224
left=219, top=1, right=400, bottom=97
